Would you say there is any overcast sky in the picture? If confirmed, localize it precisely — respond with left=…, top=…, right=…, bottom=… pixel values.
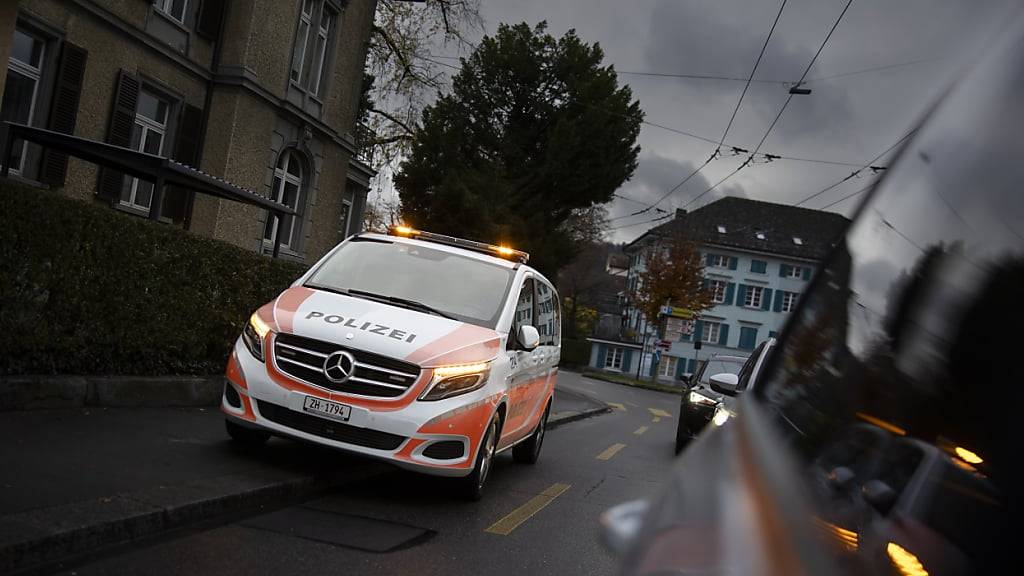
left=401, top=0, right=1014, bottom=243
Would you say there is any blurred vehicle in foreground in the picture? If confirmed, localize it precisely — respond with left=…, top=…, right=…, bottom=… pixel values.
left=604, top=12, right=1023, bottom=575
left=675, top=339, right=776, bottom=454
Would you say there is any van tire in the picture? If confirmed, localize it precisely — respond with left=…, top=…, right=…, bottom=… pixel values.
left=513, top=401, right=549, bottom=465
left=461, top=413, right=499, bottom=501
left=225, top=419, right=270, bottom=446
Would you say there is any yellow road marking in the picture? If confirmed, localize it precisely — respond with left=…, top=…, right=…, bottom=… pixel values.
left=652, top=416, right=662, bottom=423
left=607, top=402, right=626, bottom=411
left=648, top=407, right=673, bottom=418
left=596, top=443, right=627, bottom=460
left=625, top=401, right=640, bottom=408
left=485, top=483, right=571, bottom=535
left=633, top=426, right=649, bottom=436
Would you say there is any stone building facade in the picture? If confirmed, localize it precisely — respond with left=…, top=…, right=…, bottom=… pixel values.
left=0, top=0, right=376, bottom=263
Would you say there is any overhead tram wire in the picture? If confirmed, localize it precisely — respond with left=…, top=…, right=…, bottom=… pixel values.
left=616, top=0, right=789, bottom=223
left=680, top=0, right=855, bottom=211
left=793, top=128, right=915, bottom=207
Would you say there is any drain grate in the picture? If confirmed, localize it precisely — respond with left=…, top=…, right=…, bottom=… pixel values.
left=242, top=506, right=434, bottom=553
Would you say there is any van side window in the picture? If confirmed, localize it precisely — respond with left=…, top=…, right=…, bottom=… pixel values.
left=536, top=281, right=556, bottom=346
left=514, top=278, right=535, bottom=338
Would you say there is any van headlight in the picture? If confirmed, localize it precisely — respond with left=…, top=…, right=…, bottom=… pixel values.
left=242, top=312, right=272, bottom=362
left=420, top=362, right=491, bottom=401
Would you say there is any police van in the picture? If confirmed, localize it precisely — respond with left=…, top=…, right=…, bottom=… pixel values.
left=221, top=226, right=560, bottom=499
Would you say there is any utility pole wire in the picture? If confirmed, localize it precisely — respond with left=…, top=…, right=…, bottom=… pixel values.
left=794, top=128, right=915, bottom=207
left=681, top=0, right=855, bottom=211
left=627, top=0, right=788, bottom=219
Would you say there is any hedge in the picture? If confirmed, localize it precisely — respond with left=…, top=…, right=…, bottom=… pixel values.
left=559, top=337, right=591, bottom=368
left=0, top=182, right=308, bottom=375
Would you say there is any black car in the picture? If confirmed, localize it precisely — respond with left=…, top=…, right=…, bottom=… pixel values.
left=605, top=11, right=1023, bottom=575
left=674, top=339, right=776, bottom=454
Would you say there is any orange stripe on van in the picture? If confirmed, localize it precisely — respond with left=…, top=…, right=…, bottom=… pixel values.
left=405, top=324, right=501, bottom=367
left=274, top=286, right=317, bottom=334
left=225, top=351, right=248, bottom=389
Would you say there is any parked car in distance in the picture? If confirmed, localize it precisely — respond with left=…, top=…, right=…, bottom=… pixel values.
left=674, top=338, right=776, bottom=454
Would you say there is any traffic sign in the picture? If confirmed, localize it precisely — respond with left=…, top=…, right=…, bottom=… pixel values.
left=657, top=340, right=672, bottom=351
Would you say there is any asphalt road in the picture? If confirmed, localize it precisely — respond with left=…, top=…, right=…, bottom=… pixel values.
left=52, top=371, right=683, bottom=576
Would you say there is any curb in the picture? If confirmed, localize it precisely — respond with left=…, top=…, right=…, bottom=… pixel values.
left=0, top=376, right=222, bottom=412
left=579, top=372, right=685, bottom=395
left=0, top=462, right=388, bottom=575
left=548, top=405, right=613, bottom=429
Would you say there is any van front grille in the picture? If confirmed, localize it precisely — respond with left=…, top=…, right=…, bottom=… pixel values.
left=273, top=333, right=421, bottom=398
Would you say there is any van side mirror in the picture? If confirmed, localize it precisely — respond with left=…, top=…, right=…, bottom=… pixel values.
left=678, top=373, right=692, bottom=385
left=517, top=325, right=540, bottom=351
left=709, top=373, right=739, bottom=396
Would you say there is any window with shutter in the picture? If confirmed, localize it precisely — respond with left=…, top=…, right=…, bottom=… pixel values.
left=41, top=42, right=87, bottom=187
left=2, top=27, right=47, bottom=178
left=164, top=103, right=203, bottom=223
left=97, top=71, right=140, bottom=202
left=195, top=0, right=226, bottom=39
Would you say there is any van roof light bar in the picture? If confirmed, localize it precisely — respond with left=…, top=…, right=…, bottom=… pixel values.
left=388, top=226, right=530, bottom=264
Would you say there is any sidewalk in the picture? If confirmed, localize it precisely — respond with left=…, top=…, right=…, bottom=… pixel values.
left=0, top=388, right=608, bottom=573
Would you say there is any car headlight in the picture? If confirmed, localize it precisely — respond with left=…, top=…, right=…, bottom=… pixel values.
left=712, top=404, right=733, bottom=426
left=688, top=390, right=718, bottom=406
left=241, top=312, right=272, bottom=362
left=420, top=362, right=491, bottom=401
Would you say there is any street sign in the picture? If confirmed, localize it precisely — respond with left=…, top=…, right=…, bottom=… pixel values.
left=657, top=340, right=671, bottom=351
left=660, top=305, right=695, bottom=319
left=694, top=340, right=703, bottom=351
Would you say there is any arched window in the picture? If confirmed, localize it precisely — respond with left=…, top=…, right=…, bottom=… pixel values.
left=264, top=150, right=304, bottom=249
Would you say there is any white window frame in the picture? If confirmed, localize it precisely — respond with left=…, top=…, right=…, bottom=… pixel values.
left=786, top=265, right=804, bottom=279
left=701, top=321, right=721, bottom=344
left=605, top=347, right=623, bottom=371
left=308, top=5, right=335, bottom=96
left=153, top=0, right=189, bottom=24
left=658, top=355, right=678, bottom=377
left=122, top=90, right=169, bottom=212
left=264, top=151, right=304, bottom=250
left=744, top=285, right=763, bottom=308
left=290, top=0, right=314, bottom=84
left=709, top=279, right=727, bottom=304
left=782, top=291, right=798, bottom=313
left=710, top=254, right=729, bottom=268
left=5, top=28, right=45, bottom=176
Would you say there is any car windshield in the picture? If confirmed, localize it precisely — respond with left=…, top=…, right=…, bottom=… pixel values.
left=305, top=238, right=515, bottom=328
left=696, top=357, right=745, bottom=386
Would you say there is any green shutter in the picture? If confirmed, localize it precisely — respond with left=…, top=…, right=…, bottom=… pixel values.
left=739, top=327, right=757, bottom=350
left=773, top=290, right=785, bottom=312
left=729, top=257, right=738, bottom=270
left=596, top=344, right=607, bottom=369
left=725, top=282, right=736, bottom=305
left=623, top=349, right=633, bottom=372
left=719, top=323, right=729, bottom=346
left=779, top=264, right=791, bottom=277
left=737, top=284, right=747, bottom=306
left=675, top=356, right=687, bottom=378
left=694, top=320, right=704, bottom=342
left=704, top=253, right=713, bottom=266
left=751, top=260, right=767, bottom=273
left=802, top=267, right=812, bottom=281
left=762, top=288, right=773, bottom=310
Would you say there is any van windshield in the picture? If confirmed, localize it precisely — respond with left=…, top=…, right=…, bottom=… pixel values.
left=305, top=238, right=515, bottom=328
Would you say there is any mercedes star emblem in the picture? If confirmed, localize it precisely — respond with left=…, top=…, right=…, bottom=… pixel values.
left=323, top=350, right=356, bottom=383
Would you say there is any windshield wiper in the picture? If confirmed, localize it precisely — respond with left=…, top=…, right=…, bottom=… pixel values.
left=345, top=289, right=457, bottom=320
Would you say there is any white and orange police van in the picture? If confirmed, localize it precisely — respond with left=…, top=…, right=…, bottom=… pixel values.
left=221, top=226, right=560, bottom=499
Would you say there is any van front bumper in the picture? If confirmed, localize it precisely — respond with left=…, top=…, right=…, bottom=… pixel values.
left=221, top=338, right=501, bottom=477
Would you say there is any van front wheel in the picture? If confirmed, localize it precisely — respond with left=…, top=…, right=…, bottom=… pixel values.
left=461, top=413, right=499, bottom=501
left=513, top=402, right=549, bottom=465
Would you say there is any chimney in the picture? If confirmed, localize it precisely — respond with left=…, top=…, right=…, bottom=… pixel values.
left=675, top=208, right=687, bottom=219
